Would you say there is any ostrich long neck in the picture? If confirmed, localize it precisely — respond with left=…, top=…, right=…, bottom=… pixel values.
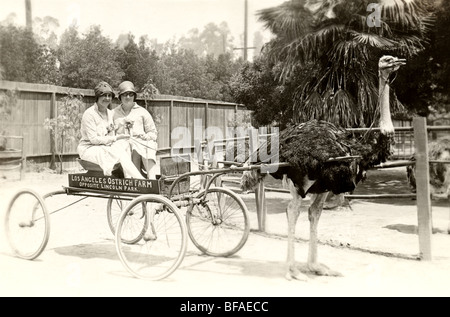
left=379, top=72, right=394, bottom=134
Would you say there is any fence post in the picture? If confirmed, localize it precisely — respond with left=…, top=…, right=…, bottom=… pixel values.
left=205, top=102, right=209, bottom=140
left=169, top=100, right=173, bottom=148
left=248, top=128, right=267, bottom=232
left=413, top=117, right=433, bottom=261
left=20, top=133, right=26, bottom=180
left=49, top=91, right=57, bottom=170
left=255, top=179, right=266, bottom=232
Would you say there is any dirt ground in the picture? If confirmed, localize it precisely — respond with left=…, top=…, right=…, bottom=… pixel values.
left=0, top=166, right=449, bottom=297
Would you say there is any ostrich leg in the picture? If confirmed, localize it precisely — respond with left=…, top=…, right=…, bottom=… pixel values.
left=285, top=182, right=306, bottom=281
left=307, top=192, right=342, bottom=276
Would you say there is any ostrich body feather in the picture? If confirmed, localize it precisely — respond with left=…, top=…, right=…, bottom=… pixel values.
left=241, top=119, right=394, bottom=197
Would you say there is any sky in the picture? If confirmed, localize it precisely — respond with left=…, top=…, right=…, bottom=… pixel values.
left=0, top=0, right=286, bottom=47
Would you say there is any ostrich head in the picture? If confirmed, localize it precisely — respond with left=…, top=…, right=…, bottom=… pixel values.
left=378, top=55, right=407, bottom=79
left=378, top=55, right=406, bottom=136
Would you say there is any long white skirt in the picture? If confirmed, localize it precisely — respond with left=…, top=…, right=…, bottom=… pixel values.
left=130, top=138, right=157, bottom=162
left=78, top=139, right=131, bottom=176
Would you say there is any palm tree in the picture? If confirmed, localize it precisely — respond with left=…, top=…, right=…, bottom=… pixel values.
left=257, top=0, right=435, bottom=127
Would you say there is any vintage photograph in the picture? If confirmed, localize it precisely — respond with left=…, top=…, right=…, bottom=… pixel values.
left=0, top=0, right=449, bottom=300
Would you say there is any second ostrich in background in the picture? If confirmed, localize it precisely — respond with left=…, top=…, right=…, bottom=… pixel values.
left=240, top=55, right=406, bottom=280
left=406, top=137, right=450, bottom=198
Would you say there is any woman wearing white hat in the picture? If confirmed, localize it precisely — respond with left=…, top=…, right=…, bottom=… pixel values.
left=77, top=81, right=145, bottom=179
left=113, top=81, right=158, bottom=179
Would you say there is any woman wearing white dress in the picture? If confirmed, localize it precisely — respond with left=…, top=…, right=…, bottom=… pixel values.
left=77, top=81, right=144, bottom=179
left=113, top=81, right=158, bottom=179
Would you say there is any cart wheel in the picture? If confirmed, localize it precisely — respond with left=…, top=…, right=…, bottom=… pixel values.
left=107, top=195, right=148, bottom=244
left=115, top=194, right=187, bottom=280
left=106, top=195, right=124, bottom=234
left=186, top=187, right=250, bottom=257
left=4, top=189, right=50, bottom=260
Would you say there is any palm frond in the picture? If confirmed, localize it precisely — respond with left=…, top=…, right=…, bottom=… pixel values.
left=330, top=88, right=359, bottom=126
left=348, top=13, right=394, bottom=37
left=273, top=24, right=349, bottom=79
left=257, top=0, right=313, bottom=39
left=297, top=90, right=323, bottom=122
left=351, top=32, right=396, bottom=48
left=393, top=35, right=427, bottom=57
left=381, top=0, right=435, bottom=35
left=357, top=78, right=378, bottom=126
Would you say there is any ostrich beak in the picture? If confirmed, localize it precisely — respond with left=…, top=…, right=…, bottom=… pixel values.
left=393, top=58, right=406, bottom=67
left=380, top=57, right=407, bottom=69
left=390, top=58, right=406, bottom=72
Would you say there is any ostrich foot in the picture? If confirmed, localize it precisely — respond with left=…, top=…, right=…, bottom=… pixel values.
left=285, top=264, right=308, bottom=281
left=305, top=262, right=343, bottom=277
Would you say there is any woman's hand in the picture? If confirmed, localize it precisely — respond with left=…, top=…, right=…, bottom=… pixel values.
left=137, top=134, right=150, bottom=141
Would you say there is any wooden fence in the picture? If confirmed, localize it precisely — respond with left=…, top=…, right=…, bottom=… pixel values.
left=0, top=80, right=250, bottom=168
left=391, top=118, right=450, bottom=159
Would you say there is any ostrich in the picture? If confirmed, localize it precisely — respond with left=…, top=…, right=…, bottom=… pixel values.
left=406, top=137, right=450, bottom=198
left=240, top=55, right=406, bottom=280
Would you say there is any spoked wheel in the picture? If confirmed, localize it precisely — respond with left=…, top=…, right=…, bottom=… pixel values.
left=186, top=187, right=250, bottom=257
left=107, top=195, right=148, bottom=244
left=4, top=189, right=50, bottom=260
left=115, top=194, right=187, bottom=280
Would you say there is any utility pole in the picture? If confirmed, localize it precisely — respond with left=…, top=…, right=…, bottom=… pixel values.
left=25, top=0, right=32, bottom=31
left=233, top=0, right=255, bottom=61
left=244, top=0, right=248, bottom=61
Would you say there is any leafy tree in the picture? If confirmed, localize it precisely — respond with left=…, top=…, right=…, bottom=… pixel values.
left=178, top=28, right=203, bottom=56
left=116, top=33, right=140, bottom=83
left=1, top=13, right=247, bottom=104
left=116, top=34, right=160, bottom=90
left=252, top=31, right=265, bottom=59
left=388, top=0, right=449, bottom=118
left=206, top=52, right=244, bottom=102
left=58, top=25, right=124, bottom=88
left=135, top=37, right=161, bottom=91
left=0, top=13, right=17, bottom=26
left=0, top=24, right=60, bottom=84
left=178, top=22, right=234, bottom=57
left=201, top=22, right=234, bottom=57
left=115, top=33, right=130, bottom=49
left=141, top=80, right=162, bottom=123
left=33, top=16, right=60, bottom=49
left=230, top=54, right=298, bottom=128
left=428, top=0, right=450, bottom=118
left=57, top=25, right=81, bottom=85
left=34, top=45, right=62, bottom=85
left=154, top=48, right=219, bottom=99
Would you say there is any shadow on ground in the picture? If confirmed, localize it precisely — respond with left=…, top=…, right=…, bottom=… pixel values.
left=54, top=241, right=119, bottom=261
left=384, top=224, right=448, bottom=235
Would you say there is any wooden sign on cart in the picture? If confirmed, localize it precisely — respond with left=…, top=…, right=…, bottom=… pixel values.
left=68, top=173, right=160, bottom=194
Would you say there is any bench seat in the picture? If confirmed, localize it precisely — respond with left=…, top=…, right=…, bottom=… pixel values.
left=77, top=158, right=121, bottom=174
